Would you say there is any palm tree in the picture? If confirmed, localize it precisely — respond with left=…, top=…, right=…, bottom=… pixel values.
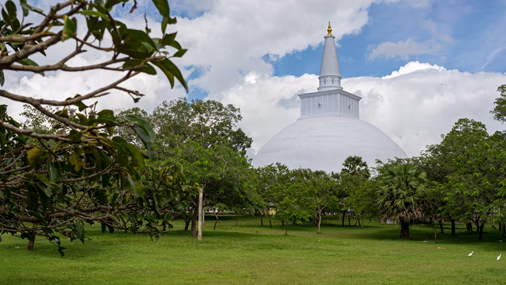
left=342, top=156, right=371, bottom=179
left=377, top=162, right=427, bottom=239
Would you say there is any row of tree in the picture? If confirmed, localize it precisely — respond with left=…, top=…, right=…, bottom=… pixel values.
left=2, top=0, right=506, bottom=256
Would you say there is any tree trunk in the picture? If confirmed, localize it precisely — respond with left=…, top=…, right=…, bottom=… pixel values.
left=197, top=188, right=203, bottom=241
left=478, top=223, right=484, bottom=240
left=101, top=223, right=107, bottom=233
left=27, top=223, right=37, bottom=251
left=438, top=219, right=444, bottom=233
left=400, top=219, right=410, bottom=239
left=341, top=210, right=346, bottom=227
left=317, top=211, right=322, bottom=234
left=285, top=223, right=288, bottom=235
left=466, top=222, right=473, bottom=232
left=292, top=218, right=296, bottom=225
left=450, top=218, right=456, bottom=237
left=213, top=211, right=219, bottom=230
left=191, top=206, right=198, bottom=237
left=358, top=217, right=362, bottom=228
left=27, top=239, right=35, bottom=251
left=184, top=213, right=191, bottom=231
left=281, top=219, right=284, bottom=228
left=348, top=215, right=351, bottom=226
left=259, top=210, right=264, bottom=226
left=268, top=214, right=272, bottom=228
left=432, top=219, right=438, bottom=243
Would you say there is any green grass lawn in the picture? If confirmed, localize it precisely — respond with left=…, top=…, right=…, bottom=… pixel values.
left=2, top=216, right=506, bottom=284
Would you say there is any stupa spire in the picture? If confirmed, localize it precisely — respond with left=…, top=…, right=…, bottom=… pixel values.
left=318, top=22, right=342, bottom=92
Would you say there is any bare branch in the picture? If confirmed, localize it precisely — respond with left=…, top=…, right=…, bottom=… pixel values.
left=0, top=119, right=70, bottom=140
left=0, top=71, right=139, bottom=107
left=0, top=32, right=56, bottom=43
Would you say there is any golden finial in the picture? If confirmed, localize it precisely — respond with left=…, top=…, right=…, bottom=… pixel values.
left=327, top=21, right=332, bottom=36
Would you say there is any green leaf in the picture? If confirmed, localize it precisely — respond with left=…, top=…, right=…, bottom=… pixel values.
left=86, top=17, right=106, bottom=41
left=122, top=173, right=140, bottom=196
left=172, top=49, right=187, bottom=58
left=78, top=10, right=108, bottom=20
left=88, top=110, right=120, bottom=126
left=152, top=59, right=188, bottom=92
left=19, top=2, right=44, bottom=16
left=122, top=59, right=156, bottom=75
left=76, top=220, right=85, bottom=243
left=124, top=142, right=145, bottom=169
left=68, top=130, right=82, bottom=143
left=16, top=58, right=44, bottom=76
left=36, top=182, right=52, bottom=198
left=5, top=1, right=16, bottom=21
left=70, top=151, right=82, bottom=172
left=151, top=0, right=170, bottom=17
left=105, top=0, right=128, bottom=10
left=123, top=115, right=156, bottom=160
left=74, top=101, right=88, bottom=111
left=19, top=0, right=29, bottom=16
left=27, top=147, right=47, bottom=167
left=0, top=70, right=4, bottom=86
left=1, top=9, right=10, bottom=26
left=62, top=15, right=77, bottom=41
left=116, top=41, right=150, bottom=59
left=168, top=40, right=182, bottom=51
left=161, top=17, right=168, bottom=35
left=161, top=32, right=176, bottom=46
left=49, top=162, right=61, bottom=183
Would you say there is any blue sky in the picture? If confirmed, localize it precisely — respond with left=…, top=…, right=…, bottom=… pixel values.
left=13, top=0, right=506, bottom=156
left=107, top=0, right=506, bottom=100
left=271, top=0, right=506, bottom=79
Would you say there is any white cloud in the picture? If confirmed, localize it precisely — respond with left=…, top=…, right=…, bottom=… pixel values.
left=6, top=1, right=504, bottom=162
left=407, top=0, right=433, bottom=9
left=210, top=62, right=506, bottom=158
left=3, top=0, right=399, bottom=122
left=369, top=38, right=434, bottom=60
left=369, top=19, right=453, bottom=60
left=169, top=0, right=401, bottom=93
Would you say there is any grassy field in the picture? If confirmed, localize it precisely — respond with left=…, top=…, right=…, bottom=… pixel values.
left=2, top=216, right=506, bottom=284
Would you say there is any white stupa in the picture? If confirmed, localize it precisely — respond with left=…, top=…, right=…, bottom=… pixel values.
left=253, top=23, right=406, bottom=172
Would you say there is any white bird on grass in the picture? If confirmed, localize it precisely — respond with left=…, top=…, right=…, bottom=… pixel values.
left=498, top=254, right=501, bottom=261
left=468, top=251, right=473, bottom=257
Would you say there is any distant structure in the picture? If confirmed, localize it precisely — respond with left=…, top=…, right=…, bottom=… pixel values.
left=253, top=23, right=406, bottom=173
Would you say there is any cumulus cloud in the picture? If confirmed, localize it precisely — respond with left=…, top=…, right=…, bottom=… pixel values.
left=169, top=0, right=401, bottom=93
left=4, top=0, right=395, bottom=117
left=210, top=62, right=506, bottom=157
left=6, top=1, right=504, bottom=162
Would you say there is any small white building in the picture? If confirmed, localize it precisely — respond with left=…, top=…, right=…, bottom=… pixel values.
left=253, top=23, right=406, bottom=173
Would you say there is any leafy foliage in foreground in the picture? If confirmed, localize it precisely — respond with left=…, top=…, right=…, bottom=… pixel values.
left=0, top=0, right=189, bottom=255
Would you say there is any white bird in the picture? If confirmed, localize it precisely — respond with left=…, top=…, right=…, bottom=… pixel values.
left=422, top=241, right=427, bottom=243
left=498, top=254, right=502, bottom=261
left=468, top=251, right=473, bottom=257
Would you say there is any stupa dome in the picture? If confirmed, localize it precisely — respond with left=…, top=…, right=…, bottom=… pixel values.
left=253, top=116, right=406, bottom=173
left=253, top=23, right=406, bottom=172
